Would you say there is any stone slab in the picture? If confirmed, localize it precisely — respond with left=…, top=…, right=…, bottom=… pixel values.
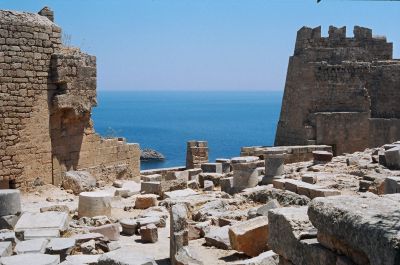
left=15, top=212, right=69, bottom=233
left=15, top=238, right=48, bottom=254
left=0, top=242, right=11, bottom=257
left=0, top=253, right=60, bottom=265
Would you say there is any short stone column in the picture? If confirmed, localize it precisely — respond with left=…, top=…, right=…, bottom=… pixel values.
left=263, top=150, right=285, bottom=185
left=231, top=156, right=260, bottom=193
left=186, top=141, right=208, bottom=169
left=170, top=204, right=189, bottom=265
left=0, top=189, right=21, bottom=216
left=78, top=192, right=112, bottom=218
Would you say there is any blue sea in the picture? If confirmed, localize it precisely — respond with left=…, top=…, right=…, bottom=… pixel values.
left=92, top=91, right=283, bottom=170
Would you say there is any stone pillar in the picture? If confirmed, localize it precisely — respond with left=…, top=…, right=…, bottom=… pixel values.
left=232, top=156, right=260, bottom=193
left=170, top=204, right=189, bottom=265
left=262, top=150, right=285, bottom=185
left=216, top=158, right=231, bottom=173
left=186, top=141, right=208, bottom=169
left=78, top=192, right=112, bottom=218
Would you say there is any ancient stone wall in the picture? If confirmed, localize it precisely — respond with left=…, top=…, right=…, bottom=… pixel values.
left=275, top=25, right=400, bottom=155
left=0, top=8, right=140, bottom=188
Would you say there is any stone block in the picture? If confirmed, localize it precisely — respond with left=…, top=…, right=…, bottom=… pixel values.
left=0, top=190, right=21, bottom=216
left=15, top=212, right=69, bottom=237
left=65, top=254, right=101, bottom=264
left=308, top=194, right=400, bottom=265
left=140, top=224, right=158, bottom=243
left=141, top=174, right=162, bottom=182
left=135, top=194, right=158, bottom=209
left=205, top=226, right=231, bottom=250
left=98, top=246, right=156, bottom=265
left=0, top=253, right=60, bottom=265
left=88, top=223, right=120, bottom=241
left=312, top=151, right=333, bottom=163
left=78, top=192, right=112, bottom=218
left=216, top=158, right=231, bottom=173
left=141, top=181, right=161, bottom=195
left=170, top=204, right=189, bottom=265
left=231, top=250, right=279, bottom=265
left=15, top=238, right=48, bottom=254
left=229, top=216, right=269, bottom=257
left=256, top=199, right=281, bottom=216
left=384, top=176, right=400, bottom=194
left=187, top=180, right=199, bottom=190
left=221, top=177, right=234, bottom=194
left=201, top=163, right=223, bottom=174
left=232, top=157, right=261, bottom=192
left=186, top=169, right=202, bottom=181
left=199, top=173, right=223, bottom=187
left=268, top=207, right=337, bottom=265
left=0, top=215, right=19, bottom=230
left=203, top=180, right=214, bottom=191
left=385, top=147, right=400, bottom=169
left=45, top=238, right=75, bottom=260
left=0, top=242, right=12, bottom=257
left=23, top=229, right=60, bottom=240
left=161, top=179, right=188, bottom=196
left=137, top=216, right=165, bottom=228
left=264, top=151, right=285, bottom=184
left=62, top=171, right=96, bottom=195
left=164, top=188, right=198, bottom=199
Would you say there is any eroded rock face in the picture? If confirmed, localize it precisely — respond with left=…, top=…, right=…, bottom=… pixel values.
left=308, top=194, right=400, bottom=265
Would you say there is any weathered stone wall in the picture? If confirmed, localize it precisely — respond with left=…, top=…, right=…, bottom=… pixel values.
left=0, top=8, right=140, bottom=188
left=275, top=25, right=400, bottom=155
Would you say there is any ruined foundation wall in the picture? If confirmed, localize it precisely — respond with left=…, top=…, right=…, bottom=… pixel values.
left=275, top=26, right=400, bottom=155
left=0, top=9, right=140, bottom=188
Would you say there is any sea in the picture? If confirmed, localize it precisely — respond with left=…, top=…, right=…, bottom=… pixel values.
left=92, top=91, right=283, bottom=170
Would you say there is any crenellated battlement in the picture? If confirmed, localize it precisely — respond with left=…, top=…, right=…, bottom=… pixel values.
left=294, top=25, right=392, bottom=61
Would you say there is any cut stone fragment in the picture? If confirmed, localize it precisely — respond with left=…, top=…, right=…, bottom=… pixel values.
left=221, top=177, right=234, bottom=194
left=70, top=233, right=104, bottom=243
left=141, top=174, right=162, bottom=182
left=135, top=194, right=158, bottom=209
left=40, top=205, right=70, bottom=214
left=164, top=188, right=198, bottom=199
left=384, top=176, right=400, bottom=194
left=65, top=254, right=101, bottom=264
left=205, top=226, right=231, bottom=250
left=0, top=242, right=12, bottom=257
left=203, top=180, right=214, bottom=191
left=119, top=218, right=137, bottom=235
left=312, top=151, right=333, bottom=163
left=201, top=163, right=223, bottom=174
left=231, top=250, right=279, bottom=265
left=216, top=158, right=231, bottom=173
left=88, top=223, right=120, bottom=241
left=0, top=215, right=19, bottom=230
left=229, top=216, right=269, bottom=257
left=385, top=147, right=400, bottom=169
left=98, top=246, right=156, bottom=265
left=232, top=157, right=261, bottom=192
left=0, top=253, right=60, bottom=265
left=45, top=238, right=75, bottom=260
left=256, top=199, right=281, bottom=216
left=140, top=224, right=158, bottom=243
left=62, top=170, right=96, bottom=195
left=15, top=212, right=69, bottom=239
left=308, top=194, right=400, bottom=265
left=23, top=229, right=60, bottom=240
left=0, top=190, right=21, bottom=216
left=78, top=191, right=112, bottom=218
left=170, top=204, right=189, bottom=265
left=15, top=238, right=48, bottom=254
left=141, top=181, right=161, bottom=195
left=263, top=150, right=285, bottom=185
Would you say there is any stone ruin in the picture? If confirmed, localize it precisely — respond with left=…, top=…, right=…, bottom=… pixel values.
left=275, top=25, right=400, bottom=155
left=0, top=8, right=140, bottom=189
left=1, top=8, right=400, bottom=265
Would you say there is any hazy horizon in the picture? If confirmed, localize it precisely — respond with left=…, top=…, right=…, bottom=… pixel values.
left=2, top=0, right=399, bottom=91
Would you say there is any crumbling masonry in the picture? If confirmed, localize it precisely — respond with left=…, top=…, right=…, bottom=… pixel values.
left=275, top=26, right=400, bottom=155
left=0, top=8, right=140, bottom=188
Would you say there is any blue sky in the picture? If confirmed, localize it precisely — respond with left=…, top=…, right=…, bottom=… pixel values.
left=2, top=0, right=399, bottom=91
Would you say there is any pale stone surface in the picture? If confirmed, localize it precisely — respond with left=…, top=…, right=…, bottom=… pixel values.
left=263, top=151, right=285, bottom=185
left=15, top=238, right=48, bottom=254
left=98, top=246, right=156, bottom=265
left=0, top=190, right=21, bottom=216
left=78, top=192, right=112, bottom=218
left=229, top=216, right=269, bottom=257
left=23, top=229, right=60, bottom=240
left=308, top=194, right=400, bottom=265
left=0, top=242, right=12, bottom=257
left=170, top=204, right=189, bottom=265
left=256, top=199, right=281, bottom=216
left=205, top=226, right=231, bottom=250
left=119, top=218, right=137, bottom=235
left=88, top=223, right=120, bottom=241
left=65, top=254, right=101, bottom=264
left=0, top=253, right=60, bottom=265
left=0, top=215, right=19, bottom=230
left=141, top=181, right=161, bottom=195
left=135, top=194, right=158, bottom=209
left=232, top=158, right=261, bottom=192
left=141, top=174, right=162, bottom=182
left=62, top=171, right=96, bottom=195
left=15, top=212, right=69, bottom=234
left=232, top=250, right=279, bottom=265
left=203, top=180, right=214, bottom=191
left=140, top=224, right=158, bottom=243
left=164, top=188, right=198, bottom=199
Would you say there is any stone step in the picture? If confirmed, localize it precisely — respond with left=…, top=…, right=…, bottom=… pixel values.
left=272, top=179, right=340, bottom=199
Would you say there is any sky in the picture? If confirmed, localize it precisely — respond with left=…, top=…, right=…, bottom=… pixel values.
left=1, top=0, right=399, bottom=91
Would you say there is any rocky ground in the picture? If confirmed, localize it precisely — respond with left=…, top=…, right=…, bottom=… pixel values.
left=1, top=142, right=400, bottom=264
